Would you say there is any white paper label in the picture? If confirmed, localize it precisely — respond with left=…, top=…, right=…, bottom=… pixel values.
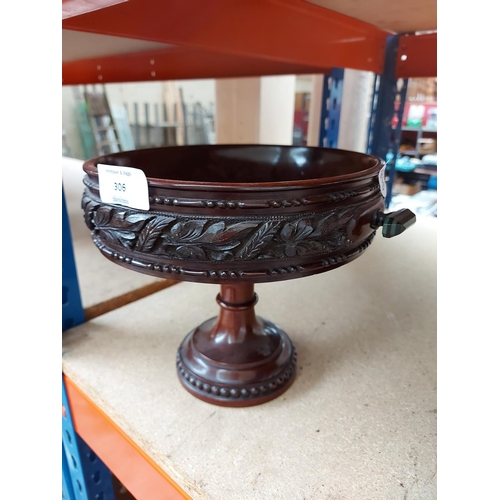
left=97, top=164, right=150, bottom=210
left=378, top=166, right=387, bottom=198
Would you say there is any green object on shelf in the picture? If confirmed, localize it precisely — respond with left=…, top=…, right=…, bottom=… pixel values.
left=407, top=117, right=422, bottom=128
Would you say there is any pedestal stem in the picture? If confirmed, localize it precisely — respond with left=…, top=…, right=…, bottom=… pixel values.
left=176, top=284, right=297, bottom=407
left=219, top=283, right=255, bottom=305
left=213, top=284, right=259, bottom=345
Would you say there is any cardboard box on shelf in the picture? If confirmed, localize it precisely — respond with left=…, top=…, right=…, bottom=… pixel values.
left=406, top=77, right=437, bottom=103
left=294, top=92, right=310, bottom=112
left=392, top=180, right=422, bottom=196
left=417, top=138, right=437, bottom=155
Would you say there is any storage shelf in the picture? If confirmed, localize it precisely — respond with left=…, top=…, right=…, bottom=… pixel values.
left=62, top=2, right=437, bottom=499
left=62, top=0, right=436, bottom=85
left=402, top=127, right=438, bottom=132
left=63, top=219, right=437, bottom=500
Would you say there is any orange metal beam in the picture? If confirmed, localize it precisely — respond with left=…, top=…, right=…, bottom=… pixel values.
left=62, top=45, right=330, bottom=85
left=396, top=32, right=437, bottom=78
left=63, top=375, right=191, bottom=500
left=62, top=0, right=388, bottom=73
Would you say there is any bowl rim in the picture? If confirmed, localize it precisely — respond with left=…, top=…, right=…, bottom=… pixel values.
left=83, top=145, right=385, bottom=190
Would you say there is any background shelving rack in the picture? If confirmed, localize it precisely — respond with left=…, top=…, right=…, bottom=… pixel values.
left=62, top=1, right=437, bottom=498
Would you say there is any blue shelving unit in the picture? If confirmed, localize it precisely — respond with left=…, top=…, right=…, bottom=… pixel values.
left=318, top=68, right=345, bottom=149
left=63, top=187, right=115, bottom=498
left=62, top=378, right=115, bottom=500
left=366, top=35, right=409, bottom=208
left=62, top=187, right=85, bottom=332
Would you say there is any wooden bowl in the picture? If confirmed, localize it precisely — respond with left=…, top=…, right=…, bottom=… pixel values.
left=82, top=145, right=415, bottom=407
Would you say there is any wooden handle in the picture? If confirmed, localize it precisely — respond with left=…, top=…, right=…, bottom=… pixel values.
left=371, top=209, right=416, bottom=238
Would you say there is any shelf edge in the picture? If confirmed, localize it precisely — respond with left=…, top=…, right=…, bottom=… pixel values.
left=63, top=374, right=196, bottom=500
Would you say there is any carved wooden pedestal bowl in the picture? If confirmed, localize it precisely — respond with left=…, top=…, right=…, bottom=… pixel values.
left=82, top=145, right=415, bottom=407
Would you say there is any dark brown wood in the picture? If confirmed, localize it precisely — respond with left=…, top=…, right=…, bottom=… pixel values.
left=177, top=283, right=296, bottom=407
left=82, top=145, right=385, bottom=285
left=80, top=145, right=406, bottom=407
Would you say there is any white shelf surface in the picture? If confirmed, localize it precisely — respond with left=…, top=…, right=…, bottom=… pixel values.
left=62, top=215, right=436, bottom=500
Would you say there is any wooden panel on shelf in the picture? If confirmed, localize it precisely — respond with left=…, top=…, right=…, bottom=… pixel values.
left=306, top=0, right=436, bottom=33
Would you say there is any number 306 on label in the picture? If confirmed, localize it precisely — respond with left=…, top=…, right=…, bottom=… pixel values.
left=114, top=182, right=126, bottom=192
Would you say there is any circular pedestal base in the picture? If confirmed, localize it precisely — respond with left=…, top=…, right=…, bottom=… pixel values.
left=176, top=316, right=297, bottom=407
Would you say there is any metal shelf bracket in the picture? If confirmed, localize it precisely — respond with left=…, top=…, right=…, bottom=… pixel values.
left=62, top=378, right=116, bottom=500
left=366, top=35, right=409, bottom=208
left=62, top=187, right=85, bottom=331
left=319, top=68, right=345, bottom=148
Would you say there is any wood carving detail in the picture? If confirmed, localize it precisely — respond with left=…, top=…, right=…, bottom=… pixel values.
left=92, top=231, right=375, bottom=280
left=82, top=192, right=366, bottom=263
left=147, top=182, right=380, bottom=209
left=176, top=350, right=297, bottom=400
left=82, top=176, right=380, bottom=210
left=81, top=145, right=387, bottom=407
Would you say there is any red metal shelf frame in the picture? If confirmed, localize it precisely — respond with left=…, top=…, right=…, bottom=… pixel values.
left=62, top=0, right=436, bottom=85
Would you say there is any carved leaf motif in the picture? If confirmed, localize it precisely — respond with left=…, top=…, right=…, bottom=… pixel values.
left=125, top=213, right=153, bottom=224
left=162, top=239, right=242, bottom=261
left=205, top=242, right=240, bottom=261
left=99, top=228, right=136, bottom=248
left=94, top=207, right=112, bottom=227
left=170, top=220, right=257, bottom=245
left=209, top=250, right=234, bottom=262
left=82, top=195, right=98, bottom=229
left=106, top=211, right=150, bottom=232
left=324, top=231, right=346, bottom=250
left=81, top=194, right=92, bottom=211
left=175, top=245, right=207, bottom=260
left=294, top=240, right=324, bottom=256
left=84, top=193, right=358, bottom=263
left=170, top=220, right=207, bottom=241
left=197, top=221, right=225, bottom=242
left=280, top=219, right=314, bottom=242
left=218, top=221, right=259, bottom=242
left=210, top=242, right=241, bottom=251
left=135, top=217, right=175, bottom=252
left=237, top=221, right=280, bottom=259
left=107, top=210, right=129, bottom=227
left=309, top=208, right=351, bottom=238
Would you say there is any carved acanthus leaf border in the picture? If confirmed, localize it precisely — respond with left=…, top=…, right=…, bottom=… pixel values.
left=82, top=192, right=368, bottom=263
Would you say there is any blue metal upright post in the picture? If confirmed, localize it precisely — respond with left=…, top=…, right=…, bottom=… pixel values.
left=62, top=378, right=116, bottom=500
left=62, top=187, right=85, bottom=331
left=318, top=68, right=344, bottom=148
left=75, top=434, right=116, bottom=500
left=63, top=442, right=77, bottom=500
left=62, top=379, right=91, bottom=500
left=62, top=186, right=87, bottom=497
left=366, top=35, right=408, bottom=208
left=63, top=187, right=115, bottom=499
